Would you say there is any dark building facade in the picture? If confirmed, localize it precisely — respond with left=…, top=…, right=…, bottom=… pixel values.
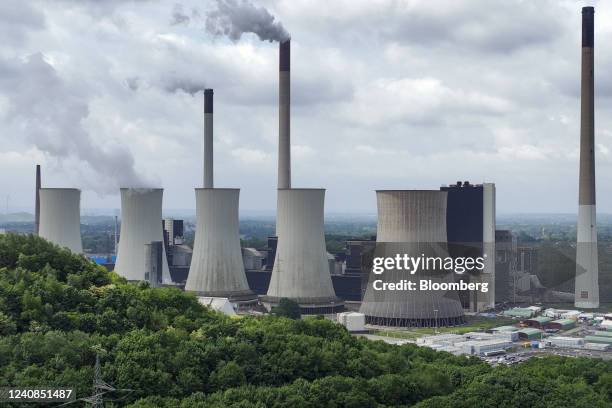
left=264, top=236, right=277, bottom=271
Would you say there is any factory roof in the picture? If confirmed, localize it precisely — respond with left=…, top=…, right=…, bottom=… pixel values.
left=526, top=316, right=553, bottom=324
left=547, top=319, right=576, bottom=328
left=548, top=336, right=582, bottom=342
left=518, top=328, right=542, bottom=335
left=502, top=308, right=534, bottom=318
left=491, top=325, right=520, bottom=332
left=584, top=336, right=612, bottom=344
left=590, top=331, right=612, bottom=337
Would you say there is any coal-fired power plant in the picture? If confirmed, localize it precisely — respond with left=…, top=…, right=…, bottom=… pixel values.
left=38, top=188, right=83, bottom=253
left=115, top=188, right=172, bottom=283
left=359, top=190, right=465, bottom=327
left=575, top=6, right=599, bottom=309
left=185, top=89, right=256, bottom=302
left=263, top=39, right=343, bottom=313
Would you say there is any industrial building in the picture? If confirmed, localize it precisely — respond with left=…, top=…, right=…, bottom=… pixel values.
left=584, top=335, right=612, bottom=345
left=114, top=188, right=172, bottom=283
left=359, top=190, right=465, bottom=327
left=575, top=6, right=600, bottom=308
left=417, top=332, right=513, bottom=356
left=185, top=89, right=256, bottom=303
left=38, top=188, right=83, bottom=253
left=440, top=181, right=496, bottom=311
left=517, top=328, right=542, bottom=340
left=545, top=319, right=576, bottom=331
left=343, top=239, right=376, bottom=277
left=490, top=325, right=520, bottom=334
left=337, top=312, right=366, bottom=332
left=262, top=39, right=343, bottom=313
left=495, top=230, right=517, bottom=303
left=524, top=316, right=553, bottom=329
left=242, top=248, right=265, bottom=270
left=547, top=336, right=584, bottom=348
left=502, top=307, right=534, bottom=319
left=517, top=247, right=538, bottom=275
left=459, top=339, right=512, bottom=356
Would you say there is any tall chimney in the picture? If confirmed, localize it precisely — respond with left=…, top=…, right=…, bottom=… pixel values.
left=575, top=6, right=599, bottom=308
left=35, top=164, right=41, bottom=235
left=204, top=89, right=214, bottom=188
left=278, top=39, right=291, bottom=189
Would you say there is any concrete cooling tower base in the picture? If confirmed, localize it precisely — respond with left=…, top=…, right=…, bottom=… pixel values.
left=359, top=190, right=465, bottom=327
left=262, top=188, right=344, bottom=314
left=186, top=188, right=257, bottom=304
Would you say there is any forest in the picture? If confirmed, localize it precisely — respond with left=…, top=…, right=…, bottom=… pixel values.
left=0, top=234, right=610, bottom=407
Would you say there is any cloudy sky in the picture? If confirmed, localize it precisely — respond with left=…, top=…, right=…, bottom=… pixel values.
left=1, top=0, right=611, bottom=215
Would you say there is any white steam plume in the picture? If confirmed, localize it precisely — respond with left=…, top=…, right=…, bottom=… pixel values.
left=0, top=53, right=153, bottom=193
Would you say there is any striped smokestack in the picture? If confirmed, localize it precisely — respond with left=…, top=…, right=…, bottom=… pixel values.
left=35, top=164, right=41, bottom=235
left=278, top=39, right=291, bottom=189
left=204, top=89, right=214, bottom=188
left=579, top=7, right=595, bottom=207
left=575, top=6, right=599, bottom=308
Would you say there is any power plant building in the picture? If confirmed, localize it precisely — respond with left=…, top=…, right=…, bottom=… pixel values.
left=440, top=181, right=496, bottom=311
left=114, top=188, right=171, bottom=283
left=38, top=188, right=83, bottom=253
left=359, top=190, right=465, bottom=327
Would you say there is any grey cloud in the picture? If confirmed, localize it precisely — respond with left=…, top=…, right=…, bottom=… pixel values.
left=389, top=1, right=564, bottom=53
left=0, top=2, right=45, bottom=45
left=171, top=3, right=191, bottom=25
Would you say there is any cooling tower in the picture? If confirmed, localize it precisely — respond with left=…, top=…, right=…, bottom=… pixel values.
left=263, top=189, right=343, bottom=313
left=114, top=188, right=171, bottom=283
left=186, top=89, right=256, bottom=302
left=575, top=6, right=599, bottom=308
left=359, top=190, right=465, bottom=327
left=38, top=188, right=83, bottom=253
left=186, top=188, right=256, bottom=301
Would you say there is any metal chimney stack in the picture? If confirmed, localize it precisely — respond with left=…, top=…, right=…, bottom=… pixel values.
left=575, top=6, right=599, bottom=308
left=204, top=89, right=214, bottom=188
left=278, top=39, right=291, bottom=189
left=34, top=164, right=41, bottom=235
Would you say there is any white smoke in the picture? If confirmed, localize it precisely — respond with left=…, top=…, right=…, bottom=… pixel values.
left=0, top=53, right=153, bottom=193
left=205, top=0, right=289, bottom=42
left=161, top=75, right=207, bottom=95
